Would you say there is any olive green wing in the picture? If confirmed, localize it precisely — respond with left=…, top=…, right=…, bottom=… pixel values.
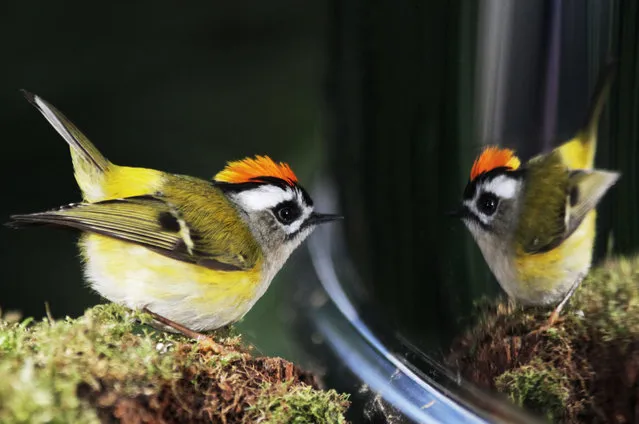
left=517, top=161, right=619, bottom=254
left=8, top=196, right=257, bottom=271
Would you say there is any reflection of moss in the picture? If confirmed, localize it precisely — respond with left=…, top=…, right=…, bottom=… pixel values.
left=448, top=255, right=639, bottom=423
left=0, top=304, right=349, bottom=423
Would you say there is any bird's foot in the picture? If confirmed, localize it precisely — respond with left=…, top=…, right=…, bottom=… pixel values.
left=529, top=273, right=585, bottom=335
left=141, top=307, right=227, bottom=354
left=530, top=312, right=566, bottom=336
left=533, top=305, right=566, bottom=334
left=545, top=308, right=565, bottom=327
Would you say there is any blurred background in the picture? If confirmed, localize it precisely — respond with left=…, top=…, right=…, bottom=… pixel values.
left=2, top=1, right=639, bottom=422
left=0, top=1, right=327, bottom=360
left=328, top=0, right=639, bottom=356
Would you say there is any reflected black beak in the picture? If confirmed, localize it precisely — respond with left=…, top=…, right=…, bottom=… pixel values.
left=447, top=206, right=467, bottom=219
left=307, top=212, right=343, bottom=225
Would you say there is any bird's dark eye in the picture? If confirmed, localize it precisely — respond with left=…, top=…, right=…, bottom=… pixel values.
left=273, top=201, right=301, bottom=225
left=477, top=192, right=499, bottom=216
left=278, top=207, right=293, bottom=222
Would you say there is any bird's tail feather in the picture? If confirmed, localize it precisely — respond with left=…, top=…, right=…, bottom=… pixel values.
left=558, top=60, right=617, bottom=170
left=22, top=90, right=111, bottom=201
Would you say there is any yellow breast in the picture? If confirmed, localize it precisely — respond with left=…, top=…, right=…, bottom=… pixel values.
left=514, top=211, right=596, bottom=304
left=79, top=234, right=264, bottom=331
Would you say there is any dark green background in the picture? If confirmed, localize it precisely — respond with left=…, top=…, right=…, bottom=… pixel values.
left=0, top=2, right=327, bottom=359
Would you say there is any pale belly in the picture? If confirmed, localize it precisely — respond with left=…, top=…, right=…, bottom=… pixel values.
left=79, top=234, right=264, bottom=331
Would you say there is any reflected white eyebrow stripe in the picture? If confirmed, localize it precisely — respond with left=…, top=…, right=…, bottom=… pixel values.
left=483, top=175, right=518, bottom=199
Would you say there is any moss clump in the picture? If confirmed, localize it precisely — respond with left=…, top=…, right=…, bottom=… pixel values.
left=0, top=304, right=349, bottom=423
left=495, top=359, right=570, bottom=422
left=250, top=383, right=350, bottom=423
left=447, top=254, right=639, bottom=423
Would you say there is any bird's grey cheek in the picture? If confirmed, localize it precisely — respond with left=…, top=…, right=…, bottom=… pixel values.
left=256, top=214, right=281, bottom=241
left=297, top=226, right=316, bottom=243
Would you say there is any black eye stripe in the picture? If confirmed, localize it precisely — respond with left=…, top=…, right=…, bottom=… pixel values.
left=459, top=205, right=491, bottom=231
left=476, top=192, right=499, bottom=216
left=272, top=200, right=302, bottom=225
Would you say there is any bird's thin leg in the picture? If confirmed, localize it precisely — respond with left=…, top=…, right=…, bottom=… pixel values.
left=142, top=307, right=222, bottom=350
left=546, top=273, right=586, bottom=326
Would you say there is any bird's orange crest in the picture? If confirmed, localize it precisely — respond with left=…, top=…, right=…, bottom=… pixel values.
left=214, top=155, right=298, bottom=185
left=470, top=146, right=521, bottom=181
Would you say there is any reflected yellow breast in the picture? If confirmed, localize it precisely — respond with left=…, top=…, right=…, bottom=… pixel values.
left=515, top=211, right=596, bottom=296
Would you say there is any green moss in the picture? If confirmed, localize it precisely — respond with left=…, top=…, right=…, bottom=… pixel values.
left=0, top=304, right=349, bottom=424
left=0, top=304, right=172, bottom=424
left=495, top=359, right=570, bottom=422
left=249, top=383, right=350, bottom=424
left=570, top=255, right=639, bottom=344
left=448, top=254, right=639, bottom=423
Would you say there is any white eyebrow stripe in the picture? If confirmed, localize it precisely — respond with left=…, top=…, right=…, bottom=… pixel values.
left=231, top=185, right=294, bottom=211
left=483, top=175, right=519, bottom=199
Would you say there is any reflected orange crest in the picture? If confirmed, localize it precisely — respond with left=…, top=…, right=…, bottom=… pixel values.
left=470, top=146, right=521, bottom=181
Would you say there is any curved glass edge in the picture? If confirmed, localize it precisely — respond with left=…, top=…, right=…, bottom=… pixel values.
left=307, top=179, right=540, bottom=424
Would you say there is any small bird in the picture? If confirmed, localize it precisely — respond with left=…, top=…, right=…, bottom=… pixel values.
left=8, top=91, right=341, bottom=338
left=453, top=63, right=619, bottom=323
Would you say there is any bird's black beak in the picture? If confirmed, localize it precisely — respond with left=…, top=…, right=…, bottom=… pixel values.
left=307, top=212, right=343, bottom=225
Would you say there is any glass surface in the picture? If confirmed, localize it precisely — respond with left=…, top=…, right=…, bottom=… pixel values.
left=325, top=0, right=639, bottom=385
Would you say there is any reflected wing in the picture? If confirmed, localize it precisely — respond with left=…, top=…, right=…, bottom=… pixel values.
left=518, top=166, right=619, bottom=254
